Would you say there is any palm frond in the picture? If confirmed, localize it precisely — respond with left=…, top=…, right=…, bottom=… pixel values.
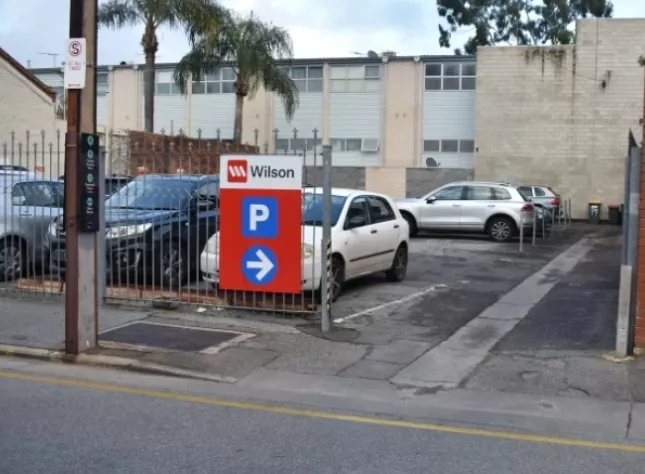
left=98, top=0, right=141, bottom=29
left=173, top=41, right=224, bottom=93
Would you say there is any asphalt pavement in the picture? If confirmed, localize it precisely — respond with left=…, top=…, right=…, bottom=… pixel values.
left=1, top=361, right=644, bottom=474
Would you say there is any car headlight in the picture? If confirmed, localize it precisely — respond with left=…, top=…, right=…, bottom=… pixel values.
left=302, top=244, right=314, bottom=259
left=206, top=236, right=220, bottom=254
left=105, top=223, right=152, bottom=239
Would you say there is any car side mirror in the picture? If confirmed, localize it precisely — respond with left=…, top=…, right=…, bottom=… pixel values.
left=197, top=199, right=215, bottom=211
left=347, top=215, right=366, bottom=229
left=425, top=196, right=437, bottom=204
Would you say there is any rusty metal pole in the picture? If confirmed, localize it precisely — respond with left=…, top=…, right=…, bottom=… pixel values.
left=65, top=0, right=98, bottom=354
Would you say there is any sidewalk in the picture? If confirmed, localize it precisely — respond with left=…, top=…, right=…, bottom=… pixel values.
left=1, top=231, right=642, bottom=412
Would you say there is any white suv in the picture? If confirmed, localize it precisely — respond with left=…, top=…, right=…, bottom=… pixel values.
left=396, top=181, right=534, bottom=242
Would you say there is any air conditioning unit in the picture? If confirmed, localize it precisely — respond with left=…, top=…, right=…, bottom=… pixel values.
left=425, top=157, right=441, bottom=168
left=361, top=139, right=379, bottom=153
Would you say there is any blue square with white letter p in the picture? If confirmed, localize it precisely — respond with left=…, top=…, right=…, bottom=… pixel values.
left=242, top=197, right=278, bottom=238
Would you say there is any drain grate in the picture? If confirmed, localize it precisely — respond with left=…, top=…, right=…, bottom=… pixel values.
left=100, top=322, right=244, bottom=352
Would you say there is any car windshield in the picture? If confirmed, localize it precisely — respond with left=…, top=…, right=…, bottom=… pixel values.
left=105, top=178, right=196, bottom=210
left=301, top=193, right=347, bottom=226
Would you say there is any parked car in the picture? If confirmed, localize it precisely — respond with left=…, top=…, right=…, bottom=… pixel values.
left=396, top=181, right=534, bottom=242
left=200, top=188, right=410, bottom=301
left=0, top=175, right=64, bottom=280
left=517, top=185, right=561, bottom=216
left=46, top=174, right=220, bottom=288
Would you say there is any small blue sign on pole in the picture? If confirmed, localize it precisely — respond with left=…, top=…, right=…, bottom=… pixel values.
left=241, top=245, right=277, bottom=284
left=242, top=197, right=278, bottom=238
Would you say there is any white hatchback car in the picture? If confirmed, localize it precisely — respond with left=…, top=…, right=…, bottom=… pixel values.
left=201, top=188, right=410, bottom=301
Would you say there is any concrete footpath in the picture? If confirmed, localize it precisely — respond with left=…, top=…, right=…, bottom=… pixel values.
left=2, top=231, right=645, bottom=442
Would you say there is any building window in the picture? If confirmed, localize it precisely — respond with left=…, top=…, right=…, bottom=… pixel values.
left=276, top=66, right=323, bottom=93
left=191, top=67, right=236, bottom=94
left=97, top=73, right=109, bottom=96
left=424, top=63, right=476, bottom=91
left=152, top=70, right=182, bottom=95
left=423, top=139, right=475, bottom=153
left=330, top=138, right=379, bottom=153
left=330, top=65, right=381, bottom=93
left=276, top=137, right=322, bottom=153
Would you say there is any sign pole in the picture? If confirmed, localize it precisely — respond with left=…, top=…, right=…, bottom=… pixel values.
left=320, top=145, right=332, bottom=332
left=64, top=0, right=98, bottom=354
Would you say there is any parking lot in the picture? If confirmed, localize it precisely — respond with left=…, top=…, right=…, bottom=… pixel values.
left=326, top=224, right=599, bottom=344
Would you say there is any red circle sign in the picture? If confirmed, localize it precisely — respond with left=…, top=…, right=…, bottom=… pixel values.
left=68, top=40, right=82, bottom=56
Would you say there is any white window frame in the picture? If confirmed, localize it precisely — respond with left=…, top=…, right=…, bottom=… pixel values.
left=276, top=65, right=323, bottom=93
left=330, top=64, right=381, bottom=93
left=191, top=67, right=236, bottom=95
left=423, top=62, right=476, bottom=91
left=423, top=139, right=475, bottom=153
left=361, top=138, right=379, bottom=152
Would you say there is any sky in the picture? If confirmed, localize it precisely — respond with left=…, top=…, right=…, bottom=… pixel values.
left=0, top=0, right=643, bottom=68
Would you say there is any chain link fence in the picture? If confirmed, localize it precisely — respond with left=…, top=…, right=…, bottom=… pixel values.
left=0, top=127, right=332, bottom=317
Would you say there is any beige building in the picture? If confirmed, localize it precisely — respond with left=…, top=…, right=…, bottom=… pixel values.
left=0, top=46, right=60, bottom=176
left=32, top=54, right=477, bottom=198
left=476, top=18, right=645, bottom=219
left=29, top=17, right=645, bottom=211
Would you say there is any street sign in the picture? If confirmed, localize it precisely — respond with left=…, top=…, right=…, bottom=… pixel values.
left=219, top=154, right=302, bottom=293
left=78, top=133, right=100, bottom=232
left=64, top=38, right=86, bottom=89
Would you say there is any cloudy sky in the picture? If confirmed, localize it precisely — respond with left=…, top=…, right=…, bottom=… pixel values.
left=0, top=0, right=643, bottom=68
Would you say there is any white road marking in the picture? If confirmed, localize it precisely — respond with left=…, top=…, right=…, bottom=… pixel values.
left=391, top=237, right=595, bottom=389
left=334, top=284, right=448, bottom=324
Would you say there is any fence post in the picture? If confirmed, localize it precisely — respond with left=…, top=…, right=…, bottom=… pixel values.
left=532, top=208, right=537, bottom=247
left=320, top=144, right=333, bottom=332
left=519, top=212, right=524, bottom=252
left=292, top=128, right=298, bottom=156
left=273, top=129, right=279, bottom=154
left=617, top=145, right=642, bottom=356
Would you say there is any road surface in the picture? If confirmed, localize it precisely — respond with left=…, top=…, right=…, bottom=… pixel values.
left=1, top=360, right=643, bottom=474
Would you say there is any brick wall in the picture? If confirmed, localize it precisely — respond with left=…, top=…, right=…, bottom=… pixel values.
left=127, top=131, right=258, bottom=175
left=475, top=18, right=645, bottom=220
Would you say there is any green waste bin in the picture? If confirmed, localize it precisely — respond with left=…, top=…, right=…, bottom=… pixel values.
left=588, top=201, right=601, bottom=225
left=608, top=205, right=621, bottom=225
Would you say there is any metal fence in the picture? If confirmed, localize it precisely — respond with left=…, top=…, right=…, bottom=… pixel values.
left=0, top=127, right=332, bottom=317
left=616, top=131, right=641, bottom=355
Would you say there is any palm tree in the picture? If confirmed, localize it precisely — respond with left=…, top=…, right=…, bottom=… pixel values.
left=174, top=12, right=299, bottom=144
left=98, top=0, right=226, bottom=133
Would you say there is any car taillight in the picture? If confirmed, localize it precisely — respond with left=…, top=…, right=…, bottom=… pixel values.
left=522, top=204, right=534, bottom=211
left=552, top=198, right=560, bottom=206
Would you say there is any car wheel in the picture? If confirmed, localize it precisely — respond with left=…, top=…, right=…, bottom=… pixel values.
left=402, top=213, right=418, bottom=237
left=385, top=244, right=408, bottom=282
left=488, top=217, right=515, bottom=243
left=160, top=240, right=187, bottom=288
left=330, top=255, right=345, bottom=302
left=0, top=238, right=24, bottom=282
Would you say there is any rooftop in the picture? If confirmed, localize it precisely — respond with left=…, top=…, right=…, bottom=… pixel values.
left=28, top=53, right=476, bottom=75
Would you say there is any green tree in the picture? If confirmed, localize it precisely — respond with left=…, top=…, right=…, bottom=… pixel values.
left=437, top=0, right=613, bottom=55
left=174, top=12, right=299, bottom=144
left=98, top=0, right=226, bottom=133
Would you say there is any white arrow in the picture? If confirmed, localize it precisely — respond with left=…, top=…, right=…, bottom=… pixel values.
left=246, top=249, right=274, bottom=281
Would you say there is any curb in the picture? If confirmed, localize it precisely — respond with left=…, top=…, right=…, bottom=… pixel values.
left=0, top=344, right=238, bottom=384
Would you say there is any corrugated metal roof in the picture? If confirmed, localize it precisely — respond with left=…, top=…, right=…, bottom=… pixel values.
left=29, top=53, right=475, bottom=74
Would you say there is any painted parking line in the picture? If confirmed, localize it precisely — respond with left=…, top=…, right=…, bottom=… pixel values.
left=333, top=284, right=448, bottom=324
left=0, top=369, right=643, bottom=453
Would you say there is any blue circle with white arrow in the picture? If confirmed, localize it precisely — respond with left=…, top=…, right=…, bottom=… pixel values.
left=241, top=245, right=277, bottom=285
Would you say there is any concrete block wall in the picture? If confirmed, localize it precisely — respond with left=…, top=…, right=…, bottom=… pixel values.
left=475, top=19, right=645, bottom=220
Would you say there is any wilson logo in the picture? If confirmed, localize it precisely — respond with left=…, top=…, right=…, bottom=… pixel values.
left=227, top=160, right=248, bottom=182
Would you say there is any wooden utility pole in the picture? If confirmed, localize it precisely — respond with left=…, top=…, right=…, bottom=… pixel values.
left=64, top=0, right=99, bottom=354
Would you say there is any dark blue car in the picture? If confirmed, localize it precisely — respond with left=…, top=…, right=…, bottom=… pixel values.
left=47, top=174, right=220, bottom=288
